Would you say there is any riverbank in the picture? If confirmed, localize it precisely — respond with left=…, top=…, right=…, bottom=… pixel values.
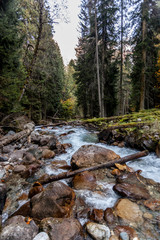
left=82, top=109, right=160, bottom=156
left=0, top=123, right=160, bottom=239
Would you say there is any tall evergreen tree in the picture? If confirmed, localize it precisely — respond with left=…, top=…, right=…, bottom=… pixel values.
left=130, top=0, right=160, bottom=110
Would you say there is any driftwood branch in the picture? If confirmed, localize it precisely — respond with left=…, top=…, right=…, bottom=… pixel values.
left=39, top=150, right=148, bottom=184
left=0, top=129, right=32, bottom=148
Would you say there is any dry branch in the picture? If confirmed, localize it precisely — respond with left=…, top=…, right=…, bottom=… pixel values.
left=0, top=129, right=32, bottom=148
left=39, top=150, right=148, bottom=184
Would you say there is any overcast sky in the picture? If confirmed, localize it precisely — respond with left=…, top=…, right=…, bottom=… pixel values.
left=49, top=0, right=81, bottom=65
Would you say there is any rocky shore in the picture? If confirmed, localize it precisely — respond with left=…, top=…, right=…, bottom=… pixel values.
left=0, top=119, right=160, bottom=240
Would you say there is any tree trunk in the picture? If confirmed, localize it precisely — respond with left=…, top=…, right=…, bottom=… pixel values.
left=140, top=0, right=147, bottom=110
left=38, top=150, right=148, bottom=184
left=94, top=0, right=102, bottom=117
left=19, top=0, right=44, bottom=102
left=119, top=0, right=124, bottom=115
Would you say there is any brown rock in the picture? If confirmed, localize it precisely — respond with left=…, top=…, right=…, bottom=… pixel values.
left=61, top=143, right=72, bottom=149
left=114, top=225, right=139, bottom=239
left=1, top=215, right=38, bottom=240
left=111, top=169, right=121, bottom=176
left=28, top=183, right=44, bottom=199
left=104, top=208, right=116, bottom=224
left=72, top=171, right=97, bottom=190
left=71, top=145, right=120, bottom=169
left=18, top=193, right=28, bottom=201
left=13, top=165, right=27, bottom=174
left=22, top=164, right=41, bottom=178
left=31, top=182, right=75, bottom=220
left=42, top=149, right=55, bottom=159
left=23, top=152, right=36, bottom=164
left=113, top=182, right=150, bottom=200
left=115, top=199, right=143, bottom=226
left=144, top=199, right=160, bottom=211
left=11, top=201, right=31, bottom=217
left=89, top=209, right=104, bottom=223
left=40, top=217, right=84, bottom=240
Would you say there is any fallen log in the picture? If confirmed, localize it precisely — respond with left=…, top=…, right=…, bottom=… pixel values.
left=0, top=128, right=33, bottom=148
left=39, top=150, right=148, bottom=184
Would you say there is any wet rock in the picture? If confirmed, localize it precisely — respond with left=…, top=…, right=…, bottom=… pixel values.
left=22, top=164, right=41, bottom=179
left=89, top=209, right=104, bottom=223
left=2, top=145, right=14, bottom=154
left=144, top=199, right=160, bottom=211
left=40, top=217, right=84, bottom=240
left=48, top=137, right=57, bottom=150
left=40, top=136, right=50, bottom=146
left=115, top=199, right=143, bottom=226
left=86, top=222, right=110, bottom=240
left=33, top=232, right=50, bottom=240
left=72, top=171, right=97, bottom=190
left=156, top=141, right=160, bottom=157
left=119, top=232, right=129, bottom=240
left=104, top=208, right=116, bottom=225
left=111, top=169, right=121, bottom=176
left=109, top=236, right=119, bottom=240
left=71, top=145, right=120, bottom=169
left=11, top=201, right=31, bottom=217
left=1, top=215, right=38, bottom=240
left=28, top=182, right=44, bottom=198
left=13, top=165, right=27, bottom=174
left=31, top=182, right=75, bottom=220
left=27, top=147, right=42, bottom=160
left=0, top=183, right=7, bottom=214
left=0, top=156, right=8, bottom=162
left=98, top=129, right=113, bottom=143
left=42, top=149, right=55, bottom=159
left=113, top=182, right=150, bottom=200
left=143, top=212, right=153, bottom=220
left=9, top=150, right=25, bottom=162
left=61, top=143, right=72, bottom=149
left=23, top=152, right=36, bottom=164
left=113, top=225, right=139, bottom=239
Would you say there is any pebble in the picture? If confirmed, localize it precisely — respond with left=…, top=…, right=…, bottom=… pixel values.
left=33, top=232, right=50, bottom=240
left=119, top=232, right=129, bottom=240
left=86, top=222, right=110, bottom=240
left=0, top=156, right=8, bottom=162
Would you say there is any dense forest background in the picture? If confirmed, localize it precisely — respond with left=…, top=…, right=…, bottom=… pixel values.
left=0, top=0, right=160, bottom=122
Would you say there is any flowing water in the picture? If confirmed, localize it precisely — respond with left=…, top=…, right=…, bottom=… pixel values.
left=35, top=125, right=160, bottom=215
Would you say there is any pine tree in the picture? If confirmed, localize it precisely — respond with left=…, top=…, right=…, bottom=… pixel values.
left=130, top=0, right=160, bottom=110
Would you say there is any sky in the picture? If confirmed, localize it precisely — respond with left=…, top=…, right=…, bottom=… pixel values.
left=49, top=0, right=81, bottom=65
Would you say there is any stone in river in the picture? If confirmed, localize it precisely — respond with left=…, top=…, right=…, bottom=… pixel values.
left=115, top=199, right=143, bottom=226
left=72, top=171, right=97, bottom=190
left=104, top=208, right=116, bottom=225
left=89, top=209, right=104, bottom=223
left=42, top=149, right=55, bottom=159
left=144, top=199, right=160, bottom=211
left=33, top=232, right=50, bottom=240
left=113, top=182, right=150, bottom=200
left=1, top=215, right=38, bottom=240
left=71, top=144, right=120, bottom=169
left=31, top=181, right=75, bottom=220
left=86, top=222, right=111, bottom=240
left=40, top=217, right=84, bottom=240
left=113, top=225, right=139, bottom=239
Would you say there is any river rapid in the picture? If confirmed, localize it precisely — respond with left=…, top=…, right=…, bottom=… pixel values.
left=36, top=124, right=160, bottom=213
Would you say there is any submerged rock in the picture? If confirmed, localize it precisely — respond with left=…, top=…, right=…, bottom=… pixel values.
left=1, top=215, right=38, bottom=240
left=71, top=145, right=120, bottom=169
left=40, top=217, right=84, bottom=240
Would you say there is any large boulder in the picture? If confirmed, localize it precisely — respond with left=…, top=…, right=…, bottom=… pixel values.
left=40, top=217, right=84, bottom=240
left=31, top=182, right=75, bottom=220
left=115, top=199, right=144, bottom=226
left=71, top=145, right=120, bottom=169
left=1, top=215, right=38, bottom=240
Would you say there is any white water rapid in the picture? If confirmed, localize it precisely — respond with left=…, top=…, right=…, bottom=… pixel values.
left=35, top=125, right=160, bottom=213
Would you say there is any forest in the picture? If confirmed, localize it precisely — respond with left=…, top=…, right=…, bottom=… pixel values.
left=0, top=0, right=160, bottom=123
